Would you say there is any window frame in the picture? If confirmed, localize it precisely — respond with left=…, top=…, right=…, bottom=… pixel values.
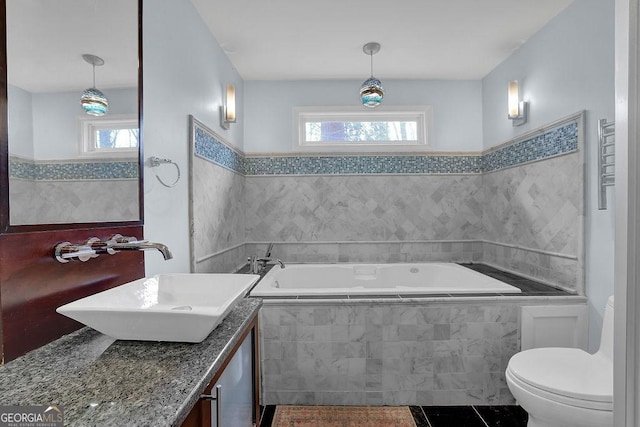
left=294, top=105, right=433, bottom=152
left=78, top=114, right=139, bottom=158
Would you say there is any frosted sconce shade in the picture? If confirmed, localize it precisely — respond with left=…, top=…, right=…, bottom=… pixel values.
left=508, top=81, right=520, bottom=118
left=221, top=84, right=236, bottom=129
left=507, top=80, right=527, bottom=126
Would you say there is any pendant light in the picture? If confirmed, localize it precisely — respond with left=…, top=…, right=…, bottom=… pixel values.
left=360, top=42, right=384, bottom=108
left=80, top=54, right=109, bottom=116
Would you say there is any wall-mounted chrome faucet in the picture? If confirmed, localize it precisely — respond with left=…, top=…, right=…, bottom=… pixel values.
left=247, top=242, right=285, bottom=274
left=55, top=234, right=172, bottom=263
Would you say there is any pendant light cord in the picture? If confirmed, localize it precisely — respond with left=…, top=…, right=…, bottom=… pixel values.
left=92, top=64, right=96, bottom=88
left=370, top=52, right=374, bottom=77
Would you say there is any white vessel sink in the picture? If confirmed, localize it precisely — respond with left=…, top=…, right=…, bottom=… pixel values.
left=56, top=273, right=260, bottom=343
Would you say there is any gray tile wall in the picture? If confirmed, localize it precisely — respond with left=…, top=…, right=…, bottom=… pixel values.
left=191, top=116, right=583, bottom=292
left=244, top=175, right=484, bottom=242
left=191, top=157, right=246, bottom=272
left=244, top=241, right=483, bottom=264
left=482, top=153, right=583, bottom=291
left=9, top=178, right=139, bottom=225
left=260, top=301, right=525, bottom=406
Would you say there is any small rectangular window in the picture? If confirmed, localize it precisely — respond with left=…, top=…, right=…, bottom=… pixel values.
left=79, top=115, right=139, bottom=158
left=295, top=106, right=432, bottom=152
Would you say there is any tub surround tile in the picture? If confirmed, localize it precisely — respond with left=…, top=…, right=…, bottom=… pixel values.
left=191, top=157, right=245, bottom=273
left=482, top=149, right=582, bottom=292
left=260, top=301, right=524, bottom=406
left=259, top=278, right=584, bottom=407
left=244, top=175, right=484, bottom=243
left=0, top=298, right=261, bottom=427
left=191, top=114, right=582, bottom=294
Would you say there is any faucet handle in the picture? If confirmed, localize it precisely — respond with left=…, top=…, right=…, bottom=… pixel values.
left=108, top=234, right=140, bottom=244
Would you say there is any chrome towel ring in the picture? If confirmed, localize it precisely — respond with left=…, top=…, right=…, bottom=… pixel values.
left=149, top=156, right=181, bottom=188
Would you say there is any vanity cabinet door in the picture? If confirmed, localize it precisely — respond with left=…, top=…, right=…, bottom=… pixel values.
left=182, top=318, right=260, bottom=427
left=210, top=331, right=254, bottom=427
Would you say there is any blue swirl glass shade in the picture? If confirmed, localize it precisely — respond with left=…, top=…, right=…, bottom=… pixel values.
left=360, top=77, right=384, bottom=108
left=80, top=88, right=109, bottom=116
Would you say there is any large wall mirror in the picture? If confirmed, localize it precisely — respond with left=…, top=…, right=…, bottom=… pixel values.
left=1, top=0, right=142, bottom=231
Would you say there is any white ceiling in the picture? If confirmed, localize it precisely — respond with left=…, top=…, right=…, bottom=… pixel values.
left=7, top=0, right=138, bottom=94
left=191, top=0, right=574, bottom=81
left=5, top=1, right=574, bottom=93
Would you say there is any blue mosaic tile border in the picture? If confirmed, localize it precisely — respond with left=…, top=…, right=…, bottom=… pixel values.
left=243, top=155, right=482, bottom=175
left=10, top=158, right=139, bottom=180
left=194, top=126, right=244, bottom=173
left=193, top=120, right=579, bottom=176
left=482, top=122, right=578, bottom=173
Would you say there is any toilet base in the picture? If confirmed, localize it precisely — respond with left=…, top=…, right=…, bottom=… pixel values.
left=507, top=370, right=612, bottom=427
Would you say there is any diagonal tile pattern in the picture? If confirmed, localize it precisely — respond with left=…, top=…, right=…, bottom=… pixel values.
left=244, top=175, right=485, bottom=242
left=190, top=115, right=583, bottom=290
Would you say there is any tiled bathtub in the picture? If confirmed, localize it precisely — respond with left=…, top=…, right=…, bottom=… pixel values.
left=256, top=265, right=585, bottom=406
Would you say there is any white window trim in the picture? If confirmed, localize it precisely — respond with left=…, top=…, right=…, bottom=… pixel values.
left=294, top=105, right=433, bottom=153
left=78, top=114, right=139, bottom=159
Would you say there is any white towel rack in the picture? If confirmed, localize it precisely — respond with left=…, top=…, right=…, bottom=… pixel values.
left=598, top=118, right=615, bottom=210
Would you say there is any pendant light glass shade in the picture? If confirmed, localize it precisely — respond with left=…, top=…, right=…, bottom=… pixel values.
left=81, top=87, right=109, bottom=116
left=360, top=77, right=384, bottom=108
left=80, top=54, right=109, bottom=116
left=360, top=42, right=384, bottom=108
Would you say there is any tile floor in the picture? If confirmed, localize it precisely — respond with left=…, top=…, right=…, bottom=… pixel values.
left=260, top=405, right=528, bottom=426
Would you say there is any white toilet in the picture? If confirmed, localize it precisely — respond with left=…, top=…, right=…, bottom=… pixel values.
left=506, top=296, right=614, bottom=427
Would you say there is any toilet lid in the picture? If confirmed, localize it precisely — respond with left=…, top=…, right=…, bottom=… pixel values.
left=507, top=347, right=612, bottom=404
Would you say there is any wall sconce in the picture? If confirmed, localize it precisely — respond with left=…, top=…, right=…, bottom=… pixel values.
left=220, top=84, right=236, bottom=129
left=507, top=80, right=528, bottom=127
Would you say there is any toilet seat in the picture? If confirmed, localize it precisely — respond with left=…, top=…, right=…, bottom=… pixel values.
left=507, top=347, right=613, bottom=411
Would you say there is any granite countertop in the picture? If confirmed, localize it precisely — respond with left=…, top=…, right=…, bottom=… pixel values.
left=0, top=298, right=262, bottom=427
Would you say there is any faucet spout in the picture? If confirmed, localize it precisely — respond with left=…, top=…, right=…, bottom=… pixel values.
left=251, top=257, right=285, bottom=274
left=109, top=240, right=173, bottom=260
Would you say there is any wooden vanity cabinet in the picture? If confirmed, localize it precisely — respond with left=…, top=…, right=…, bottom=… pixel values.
left=182, top=314, right=260, bottom=427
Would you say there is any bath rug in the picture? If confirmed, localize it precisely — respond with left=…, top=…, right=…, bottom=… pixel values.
left=271, top=405, right=417, bottom=427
